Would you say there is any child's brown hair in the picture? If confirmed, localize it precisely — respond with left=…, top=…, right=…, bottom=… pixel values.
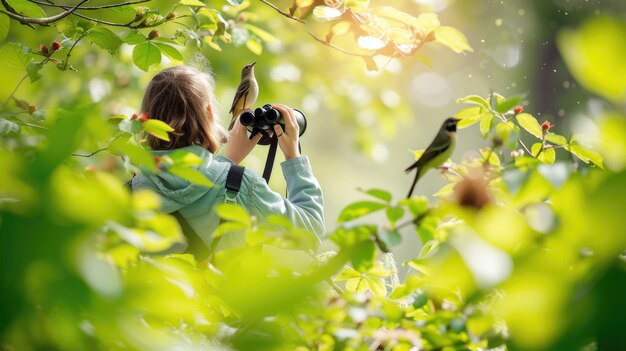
left=141, top=66, right=227, bottom=152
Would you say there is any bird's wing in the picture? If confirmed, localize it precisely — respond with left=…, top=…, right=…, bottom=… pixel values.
left=229, top=80, right=250, bottom=114
left=405, top=131, right=452, bottom=173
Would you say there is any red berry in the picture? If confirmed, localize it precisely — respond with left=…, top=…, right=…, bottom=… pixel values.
left=28, top=105, right=37, bottom=113
left=541, top=120, right=555, bottom=132
left=131, top=113, right=139, bottom=120
left=139, top=113, right=149, bottom=123
left=51, top=40, right=62, bottom=51
left=154, top=156, right=161, bottom=169
left=514, top=105, right=524, bottom=114
left=38, top=44, right=49, bottom=55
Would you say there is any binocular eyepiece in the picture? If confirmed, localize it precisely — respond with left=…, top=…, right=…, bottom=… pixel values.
left=239, top=104, right=307, bottom=145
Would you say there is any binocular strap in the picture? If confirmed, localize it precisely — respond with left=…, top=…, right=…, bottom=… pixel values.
left=262, top=133, right=302, bottom=199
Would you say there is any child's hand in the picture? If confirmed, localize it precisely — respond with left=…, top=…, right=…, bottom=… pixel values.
left=272, top=104, right=301, bottom=160
left=224, top=114, right=262, bottom=164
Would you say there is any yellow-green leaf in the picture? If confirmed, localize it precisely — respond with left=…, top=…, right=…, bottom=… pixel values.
left=245, top=39, right=262, bottom=55
left=168, top=166, right=214, bottom=187
left=214, top=203, right=250, bottom=224
left=557, top=17, right=626, bottom=104
left=546, top=133, right=567, bottom=145
left=516, top=113, right=543, bottom=138
left=434, top=26, right=473, bottom=53
left=531, top=143, right=556, bottom=164
left=153, top=43, right=182, bottom=61
left=143, top=119, right=174, bottom=141
left=312, top=5, right=343, bottom=22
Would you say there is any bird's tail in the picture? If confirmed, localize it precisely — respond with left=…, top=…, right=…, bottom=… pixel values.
left=406, top=168, right=422, bottom=199
left=405, top=163, right=417, bottom=173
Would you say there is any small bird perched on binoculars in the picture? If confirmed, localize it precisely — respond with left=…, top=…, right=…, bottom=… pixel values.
left=405, top=117, right=460, bottom=198
left=228, top=62, right=258, bottom=130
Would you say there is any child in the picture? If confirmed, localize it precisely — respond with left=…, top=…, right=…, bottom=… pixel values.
left=132, top=66, right=325, bottom=253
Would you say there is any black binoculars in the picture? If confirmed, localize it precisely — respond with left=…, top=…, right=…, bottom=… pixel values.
left=239, top=104, right=307, bottom=145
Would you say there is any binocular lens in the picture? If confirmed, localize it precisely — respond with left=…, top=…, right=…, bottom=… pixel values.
left=239, top=111, right=255, bottom=126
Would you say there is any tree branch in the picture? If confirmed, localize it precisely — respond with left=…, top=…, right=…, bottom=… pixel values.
left=28, top=0, right=149, bottom=11
left=258, top=0, right=305, bottom=24
left=1, top=0, right=89, bottom=25
left=308, top=31, right=372, bottom=57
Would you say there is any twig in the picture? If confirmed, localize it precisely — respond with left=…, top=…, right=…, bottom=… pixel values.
left=63, top=11, right=133, bottom=27
left=519, top=140, right=532, bottom=156
left=308, top=31, right=371, bottom=57
left=3, top=74, right=29, bottom=107
left=72, top=146, right=108, bottom=157
left=258, top=0, right=305, bottom=24
left=1, top=0, right=89, bottom=25
left=28, top=0, right=149, bottom=11
left=11, top=120, right=51, bottom=130
left=395, top=211, right=430, bottom=231
left=62, top=33, right=86, bottom=71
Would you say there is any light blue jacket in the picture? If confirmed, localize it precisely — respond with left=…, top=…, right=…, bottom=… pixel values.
left=131, top=145, right=325, bottom=251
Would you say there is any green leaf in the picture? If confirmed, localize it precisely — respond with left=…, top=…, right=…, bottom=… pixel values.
left=480, top=112, right=494, bottom=137
left=243, top=24, right=278, bottom=43
left=179, top=0, right=205, bottom=6
left=26, top=62, right=44, bottom=82
left=365, top=276, right=387, bottom=297
left=496, top=97, right=522, bottom=114
left=116, top=141, right=157, bottom=173
left=546, top=133, right=567, bottom=145
left=0, top=14, right=9, bottom=44
left=6, top=0, right=46, bottom=18
left=385, top=207, right=404, bottom=226
left=143, top=119, right=174, bottom=141
left=359, top=188, right=392, bottom=203
left=567, top=143, right=604, bottom=168
left=0, top=43, right=31, bottom=70
left=434, top=26, right=473, bottom=53
left=531, top=143, right=556, bottom=164
left=398, top=196, right=429, bottom=216
left=456, top=95, right=489, bottom=109
left=0, top=119, right=20, bottom=134
left=557, top=16, right=626, bottom=104
left=214, top=203, right=250, bottom=224
left=87, top=27, right=123, bottom=55
left=245, top=39, right=262, bottom=55
left=168, top=150, right=203, bottom=167
left=109, top=219, right=183, bottom=253
left=153, top=42, right=182, bottom=61
left=338, top=201, right=387, bottom=222
left=168, top=165, right=214, bottom=187
left=496, top=120, right=520, bottom=150
left=118, top=118, right=143, bottom=134
left=123, top=29, right=146, bottom=44
left=312, top=5, right=344, bottom=22
left=132, top=41, right=161, bottom=71
left=515, top=113, right=543, bottom=139
left=350, top=240, right=376, bottom=270
left=378, top=227, right=402, bottom=248
left=335, top=266, right=361, bottom=280
left=459, top=110, right=490, bottom=129
left=480, top=148, right=501, bottom=167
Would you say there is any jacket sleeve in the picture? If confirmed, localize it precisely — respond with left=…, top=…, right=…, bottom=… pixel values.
left=249, top=156, right=325, bottom=241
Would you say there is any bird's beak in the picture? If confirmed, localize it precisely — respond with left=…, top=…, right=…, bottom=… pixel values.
left=452, top=118, right=461, bottom=123
left=251, top=62, right=257, bottom=67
